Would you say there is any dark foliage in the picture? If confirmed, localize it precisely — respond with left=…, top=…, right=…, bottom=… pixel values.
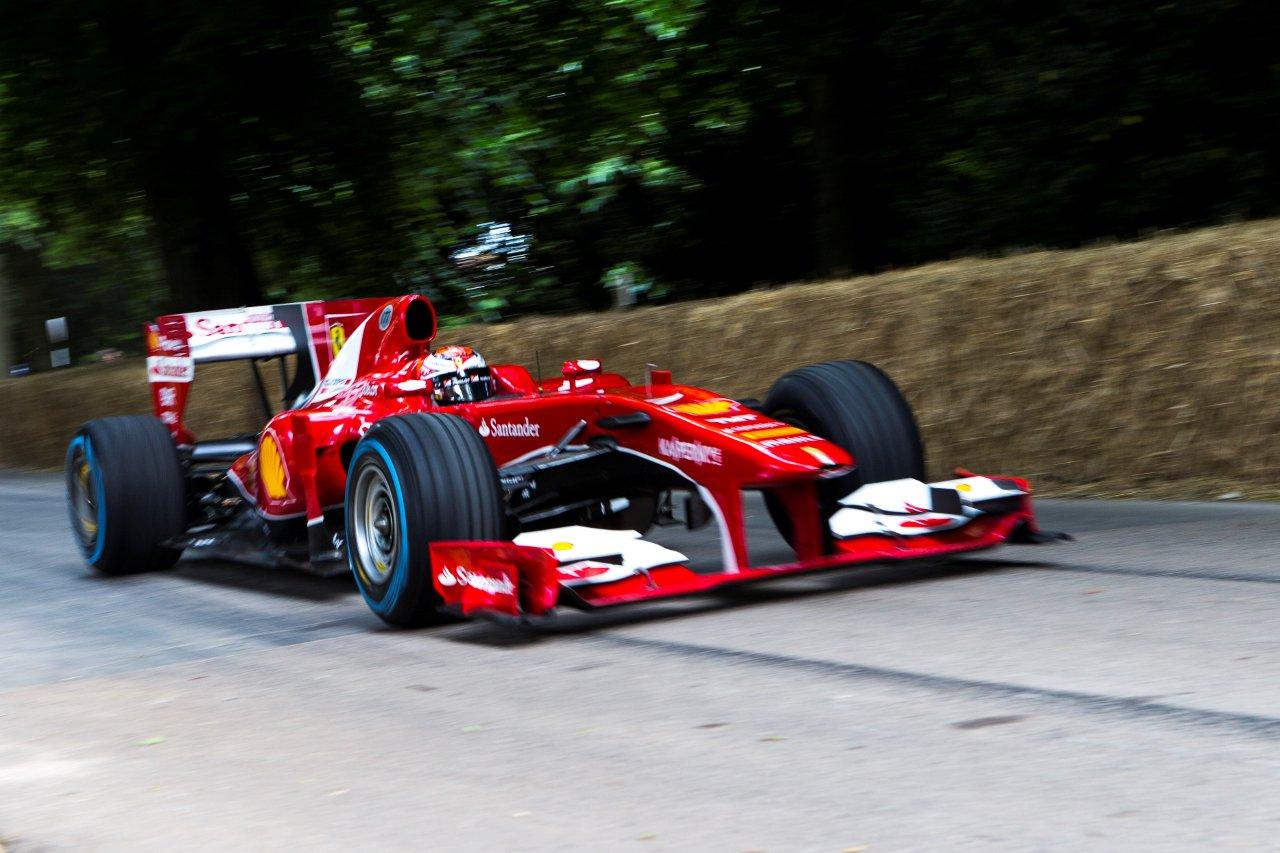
left=1, top=0, right=1276, bottom=357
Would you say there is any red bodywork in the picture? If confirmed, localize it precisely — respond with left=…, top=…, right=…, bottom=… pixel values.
left=147, top=294, right=1049, bottom=620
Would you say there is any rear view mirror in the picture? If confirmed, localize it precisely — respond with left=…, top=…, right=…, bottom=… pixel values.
left=562, top=359, right=602, bottom=379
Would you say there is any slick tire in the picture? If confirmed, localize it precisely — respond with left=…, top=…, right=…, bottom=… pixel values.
left=763, top=360, right=925, bottom=548
left=66, top=415, right=187, bottom=574
left=345, top=413, right=505, bottom=628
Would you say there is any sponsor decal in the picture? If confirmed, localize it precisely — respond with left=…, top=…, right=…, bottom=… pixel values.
left=739, top=425, right=806, bottom=441
left=160, top=411, right=179, bottom=425
left=329, top=379, right=380, bottom=399
left=672, top=399, right=738, bottom=416
left=711, top=419, right=773, bottom=434
left=146, top=328, right=160, bottom=352
left=378, top=305, right=393, bottom=330
left=315, top=376, right=352, bottom=396
left=722, top=421, right=772, bottom=434
left=157, top=386, right=177, bottom=408
left=146, top=356, right=194, bottom=383
left=259, top=432, right=290, bottom=500
left=956, top=482, right=972, bottom=492
left=760, top=434, right=820, bottom=448
left=557, top=562, right=611, bottom=580
left=436, top=566, right=516, bottom=596
left=353, top=379, right=380, bottom=398
left=477, top=417, right=541, bottom=438
left=184, top=308, right=293, bottom=360
left=901, top=517, right=954, bottom=529
left=191, top=311, right=283, bottom=338
left=658, top=436, right=723, bottom=466
left=708, top=413, right=759, bottom=425
left=329, top=322, right=347, bottom=357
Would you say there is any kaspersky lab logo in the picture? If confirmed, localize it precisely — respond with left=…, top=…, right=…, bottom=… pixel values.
left=477, top=417, right=541, bottom=439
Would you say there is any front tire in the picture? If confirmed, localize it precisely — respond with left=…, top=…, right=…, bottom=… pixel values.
left=345, top=414, right=505, bottom=628
left=66, top=415, right=187, bottom=574
left=763, top=360, right=925, bottom=548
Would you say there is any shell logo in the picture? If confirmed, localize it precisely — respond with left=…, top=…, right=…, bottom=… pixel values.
left=673, top=399, right=737, bottom=416
left=800, top=445, right=837, bottom=466
left=260, top=432, right=290, bottom=500
left=739, top=425, right=806, bottom=441
left=551, top=541, right=574, bottom=552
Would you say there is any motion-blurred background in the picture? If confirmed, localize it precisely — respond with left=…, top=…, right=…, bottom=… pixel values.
left=1, top=0, right=1276, bottom=355
left=2, top=1, right=1279, bottom=494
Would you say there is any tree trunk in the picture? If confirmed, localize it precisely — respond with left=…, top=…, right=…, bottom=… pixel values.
left=0, top=249, right=11, bottom=372
left=99, top=5, right=263, bottom=312
left=136, top=135, right=263, bottom=312
left=1, top=242, right=54, bottom=369
left=810, top=70, right=854, bottom=278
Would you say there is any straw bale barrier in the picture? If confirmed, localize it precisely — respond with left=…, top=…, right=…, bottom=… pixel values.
left=5, top=219, right=1279, bottom=498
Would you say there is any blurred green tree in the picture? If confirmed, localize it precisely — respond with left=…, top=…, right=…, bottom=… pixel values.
left=0, top=0, right=1276, bottom=359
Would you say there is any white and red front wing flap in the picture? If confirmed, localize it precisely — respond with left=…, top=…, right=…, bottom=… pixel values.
left=428, top=474, right=1058, bottom=619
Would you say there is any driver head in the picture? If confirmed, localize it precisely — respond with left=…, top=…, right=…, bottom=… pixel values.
left=421, top=345, right=495, bottom=405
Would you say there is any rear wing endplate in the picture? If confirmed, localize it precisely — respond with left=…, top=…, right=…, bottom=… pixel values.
left=144, top=298, right=388, bottom=443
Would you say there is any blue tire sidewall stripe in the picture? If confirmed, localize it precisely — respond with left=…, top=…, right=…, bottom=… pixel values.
left=348, top=438, right=411, bottom=614
left=67, top=434, right=107, bottom=565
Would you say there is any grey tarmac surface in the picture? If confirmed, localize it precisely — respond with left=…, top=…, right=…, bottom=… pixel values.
left=3, top=471, right=1280, bottom=851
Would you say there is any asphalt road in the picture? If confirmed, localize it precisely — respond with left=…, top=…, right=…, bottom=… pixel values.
left=3, top=472, right=1280, bottom=851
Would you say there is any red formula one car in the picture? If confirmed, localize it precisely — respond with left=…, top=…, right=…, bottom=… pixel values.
left=66, top=295, right=1064, bottom=626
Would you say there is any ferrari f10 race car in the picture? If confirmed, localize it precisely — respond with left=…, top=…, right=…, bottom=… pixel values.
left=66, top=295, right=1064, bottom=626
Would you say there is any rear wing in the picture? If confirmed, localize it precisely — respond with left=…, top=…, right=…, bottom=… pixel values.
left=145, top=298, right=389, bottom=443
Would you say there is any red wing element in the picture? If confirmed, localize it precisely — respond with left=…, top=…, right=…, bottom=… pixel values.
left=430, top=542, right=560, bottom=617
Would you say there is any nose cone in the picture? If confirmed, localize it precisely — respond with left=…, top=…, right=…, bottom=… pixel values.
left=735, top=436, right=853, bottom=483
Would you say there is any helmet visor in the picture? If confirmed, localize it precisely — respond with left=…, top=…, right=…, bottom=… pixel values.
left=433, top=368, right=495, bottom=404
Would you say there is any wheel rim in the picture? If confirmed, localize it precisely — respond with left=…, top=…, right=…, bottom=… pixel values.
left=69, top=442, right=100, bottom=552
left=351, top=460, right=399, bottom=585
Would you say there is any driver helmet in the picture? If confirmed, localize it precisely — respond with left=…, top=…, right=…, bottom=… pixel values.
left=421, top=345, right=495, bottom=405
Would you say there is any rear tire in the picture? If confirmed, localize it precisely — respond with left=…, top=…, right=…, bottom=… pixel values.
left=763, top=360, right=925, bottom=548
left=66, top=416, right=187, bottom=574
left=345, top=414, right=505, bottom=628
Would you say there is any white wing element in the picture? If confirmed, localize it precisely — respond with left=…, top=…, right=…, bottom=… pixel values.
left=184, top=307, right=297, bottom=361
left=514, top=526, right=687, bottom=587
left=829, top=476, right=1027, bottom=540
left=927, top=476, right=1028, bottom=504
left=838, top=478, right=935, bottom=515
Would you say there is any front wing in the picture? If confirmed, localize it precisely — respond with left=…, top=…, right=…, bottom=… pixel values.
left=428, top=474, right=1064, bottom=619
